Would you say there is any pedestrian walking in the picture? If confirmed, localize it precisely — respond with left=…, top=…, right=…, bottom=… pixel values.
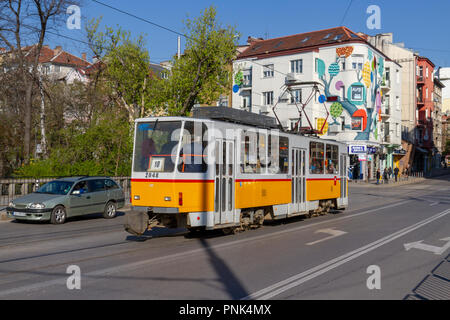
left=383, top=168, right=389, bottom=184
left=376, top=168, right=381, bottom=185
left=394, top=167, right=399, bottom=182
left=388, top=167, right=393, bottom=180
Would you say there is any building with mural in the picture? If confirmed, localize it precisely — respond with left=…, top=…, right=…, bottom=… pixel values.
left=232, top=27, right=402, bottom=180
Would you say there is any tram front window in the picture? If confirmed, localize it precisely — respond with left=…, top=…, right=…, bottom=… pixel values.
left=134, top=121, right=182, bottom=173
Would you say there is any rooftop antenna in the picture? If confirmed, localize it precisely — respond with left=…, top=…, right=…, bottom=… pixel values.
left=177, top=36, right=181, bottom=59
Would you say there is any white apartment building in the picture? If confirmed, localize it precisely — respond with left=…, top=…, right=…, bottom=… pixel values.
left=439, top=67, right=450, bottom=115
left=232, top=27, right=402, bottom=180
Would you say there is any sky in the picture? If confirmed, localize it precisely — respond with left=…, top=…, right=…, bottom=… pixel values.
left=48, top=0, right=450, bottom=69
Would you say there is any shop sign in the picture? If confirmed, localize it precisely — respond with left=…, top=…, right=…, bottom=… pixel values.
left=349, top=145, right=367, bottom=154
left=358, top=154, right=367, bottom=161
left=393, top=149, right=407, bottom=155
left=367, top=147, right=377, bottom=154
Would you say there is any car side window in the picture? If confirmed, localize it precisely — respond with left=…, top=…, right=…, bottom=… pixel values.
left=105, top=179, right=119, bottom=190
left=88, top=179, right=106, bottom=192
left=72, top=181, right=90, bottom=194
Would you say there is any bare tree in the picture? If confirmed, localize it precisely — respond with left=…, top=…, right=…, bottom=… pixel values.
left=0, top=0, right=79, bottom=163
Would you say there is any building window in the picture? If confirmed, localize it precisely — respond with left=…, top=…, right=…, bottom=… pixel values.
left=341, top=60, right=346, bottom=71
left=290, top=59, right=303, bottom=73
left=53, top=65, right=60, bottom=73
left=396, top=96, right=400, bottom=111
left=263, top=64, right=274, bottom=78
left=243, top=69, right=252, bottom=86
left=351, top=85, right=364, bottom=101
left=396, top=69, right=400, bottom=84
left=351, top=117, right=362, bottom=131
left=242, top=92, right=251, bottom=109
left=341, top=116, right=346, bottom=131
left=315, top=58, right=319, bottom=73
left=352, top=55, right=363, bottom=70
left=290, top=89, right=302, bottom=104
left=263, top=91, right=274, bottom=105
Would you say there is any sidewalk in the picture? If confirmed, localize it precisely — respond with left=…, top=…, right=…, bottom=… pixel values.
left=349, top=169, right=450, bottom=187
left=349, top=176, right=426, bottom=187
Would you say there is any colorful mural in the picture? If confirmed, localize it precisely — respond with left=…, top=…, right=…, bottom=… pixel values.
left=318, top=46, right=385, bottom=141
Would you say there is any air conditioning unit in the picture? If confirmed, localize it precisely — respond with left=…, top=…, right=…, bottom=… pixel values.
left=259, top=106, right=269, bottom=115
left=285, top=73, right=302, bottom=83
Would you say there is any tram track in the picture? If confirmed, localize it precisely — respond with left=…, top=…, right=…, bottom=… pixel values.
left=0, top=197, right=419, bottom=284
left=0, top=183, right=447, bottom=289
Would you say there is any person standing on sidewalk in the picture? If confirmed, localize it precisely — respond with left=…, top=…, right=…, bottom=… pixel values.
left=388, top=167, right=393, bottom=180
left=394, top=166, right=399, bottom=182
left=376, top=169, right=381, bottom=185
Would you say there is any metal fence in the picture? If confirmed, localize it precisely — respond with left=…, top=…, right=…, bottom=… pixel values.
left=0, top=177, right=131, bottom=208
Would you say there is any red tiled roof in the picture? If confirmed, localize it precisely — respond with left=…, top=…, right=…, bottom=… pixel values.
left=237, top=26, right=373, bottom=60
left=22, top=45, right=91, bottom=68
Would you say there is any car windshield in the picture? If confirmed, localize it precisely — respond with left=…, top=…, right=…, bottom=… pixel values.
left=36, top=181, right=74, bottom=195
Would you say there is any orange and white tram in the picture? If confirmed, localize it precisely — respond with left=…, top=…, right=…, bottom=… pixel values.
left=125, top=108, right=348, bottom=235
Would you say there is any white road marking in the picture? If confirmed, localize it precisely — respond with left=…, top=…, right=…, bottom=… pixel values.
left=404, top=237, right=450, bottom=255
left=306, top=228, right=347, bottom=246
left=0, top=200, right=413, bottom=297
left=242, top=208, right=450, bottom=300
left=430, top=202, right=440, bottom=206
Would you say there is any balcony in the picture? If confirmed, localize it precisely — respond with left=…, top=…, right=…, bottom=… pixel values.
left=381, top=78, right=391, bottom=93
left=381, top=107, right=390, bottom=119
left=285, top=73, right=303, bottom=84
left=241, top=78, right=252, bottom=88
left=417, top=96, right=424, bottom=105
left=417, top=76, right=424, bottom=84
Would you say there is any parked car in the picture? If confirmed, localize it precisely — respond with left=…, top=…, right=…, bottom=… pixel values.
left=6, top=176, right=125, bottom=224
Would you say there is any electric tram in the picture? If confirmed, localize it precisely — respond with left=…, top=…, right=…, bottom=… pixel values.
left=125, top=107, right=348, bottom=236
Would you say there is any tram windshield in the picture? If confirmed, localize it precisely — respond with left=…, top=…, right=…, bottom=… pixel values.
left=134, top=121, right=182, bottom=173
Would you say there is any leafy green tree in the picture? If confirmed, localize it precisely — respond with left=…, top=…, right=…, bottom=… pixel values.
left=161, top=6, right=239, bottom=115
left=87, top=18, right=160, bottom=122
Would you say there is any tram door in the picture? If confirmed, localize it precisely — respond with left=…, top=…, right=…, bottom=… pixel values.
left=340, top=154, right=348, bottom=206
left=214, top=139, right=235, bottom=225
left=290, top=148, right=306, bottom=215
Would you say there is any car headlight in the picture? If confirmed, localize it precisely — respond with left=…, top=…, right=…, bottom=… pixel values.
left=8, top=201, right=15, bottom=208
left=27, top=203, right=46, bottom=209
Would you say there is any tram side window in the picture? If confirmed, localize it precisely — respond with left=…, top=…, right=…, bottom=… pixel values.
left=326, top=144, right=339, bottom=174
left=178, top=121, right=208, bottom=173
left=267, top=135, right=289, bottom=174
left=310, top=142, right=324, bottom=174
left=241, top=131, right=266, bottom=174
left=279, top=136, right=289, bottom=174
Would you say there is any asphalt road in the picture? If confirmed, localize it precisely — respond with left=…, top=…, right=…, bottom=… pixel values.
left=0, top=176, right=449, bottom=300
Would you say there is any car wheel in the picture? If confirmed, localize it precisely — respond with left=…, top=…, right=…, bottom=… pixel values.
left=50, top=205, right=66, bottom=225
left=103, top=201, right=117, bottom=219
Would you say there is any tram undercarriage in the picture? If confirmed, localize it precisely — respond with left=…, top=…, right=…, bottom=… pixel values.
left=124, top=200, right=344, bottom=237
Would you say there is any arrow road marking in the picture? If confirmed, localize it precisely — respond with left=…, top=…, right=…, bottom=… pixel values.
left=404, top=237, right=450, bottom=255
left=242, top=208, right=450, bottom=300
left=306, top=228, right=347, bottom=245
